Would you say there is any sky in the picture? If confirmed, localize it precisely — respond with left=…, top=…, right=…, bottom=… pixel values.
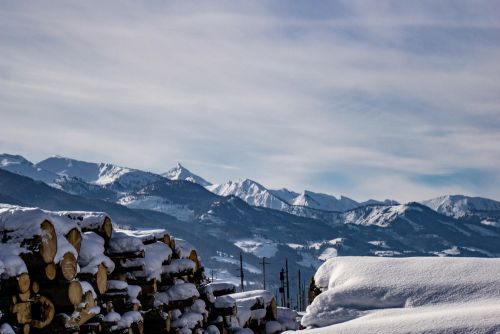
left=1, top=0, right=499, bottom=202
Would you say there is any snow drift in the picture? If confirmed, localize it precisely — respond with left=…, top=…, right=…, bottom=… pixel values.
left=296, top=256, right=500, bottom=334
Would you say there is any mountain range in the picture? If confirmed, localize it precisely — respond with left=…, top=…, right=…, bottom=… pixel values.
left=1, top=153, right=499, bottom=293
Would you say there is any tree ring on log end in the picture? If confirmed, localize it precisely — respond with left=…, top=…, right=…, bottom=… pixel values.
left=45, top=263, right=56, bottom=281
left=18, top=273, right=31, bottom=294
left=68, top=281, right=83, bottom=306
left=60, top=252, right=77, bottom=281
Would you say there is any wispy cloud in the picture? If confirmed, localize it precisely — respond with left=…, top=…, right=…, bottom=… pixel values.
left=0, top=0, right=499, bottom=202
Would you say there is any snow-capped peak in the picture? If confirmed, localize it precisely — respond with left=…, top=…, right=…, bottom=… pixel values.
left=421, top=195, right=500, bottom=219
left=162, top=163, right=212, bottom=186
left=207, top=179, right=289, bottom=210
left=292, top=190, right=359, bottom=212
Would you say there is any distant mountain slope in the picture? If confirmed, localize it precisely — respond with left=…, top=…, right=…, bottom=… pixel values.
left=163, top=163, right=212, bottom=186
left=0, top=168, right=158, bottom=226
left=1, top=153, right=59, bottom=185
left=421, top=195, right=500, bottom=224
left=37, top=156, right=163, bottom=191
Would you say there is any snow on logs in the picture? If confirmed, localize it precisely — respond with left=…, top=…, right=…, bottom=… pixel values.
left=1, top=204, right=288, bottom=333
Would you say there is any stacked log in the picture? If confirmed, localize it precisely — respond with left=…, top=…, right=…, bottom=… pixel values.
left=1, top=204, right=293, bottom=334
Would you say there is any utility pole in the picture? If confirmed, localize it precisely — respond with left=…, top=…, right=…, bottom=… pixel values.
left=239, top=252, right=245, bottom=292
left=279, top=268, right=285, bottom=306
left=285, top=258, right=290, bottom=308
left=298, top=269, right=302, bottom=311
left=259, top=257, right=270, bottom=290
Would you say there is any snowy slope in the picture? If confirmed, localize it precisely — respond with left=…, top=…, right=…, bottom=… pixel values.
left=295, top=257, right=500, bottom=333
left=207, top=179, right=290, bottom=211
left=0, top=153, right=59, bottom=185
left=269, top=188, right=300, bottom=203
left=339, top=203, right=421, bottom=227
left=292, top=190, right=358, bottom=212
left=163, top=163, right=212, bottom=186
left=422, top=194, right=500, bottom=219
left=37, top=156, right=163, bottom=191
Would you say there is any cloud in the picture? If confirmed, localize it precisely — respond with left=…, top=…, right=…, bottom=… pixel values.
left=0, top=0, right=499, bottom=202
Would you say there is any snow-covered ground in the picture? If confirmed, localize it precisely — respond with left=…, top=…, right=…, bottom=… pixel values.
left=289, top=257, right=500, bottom=334
left=234, top=237, right=278, bottom=258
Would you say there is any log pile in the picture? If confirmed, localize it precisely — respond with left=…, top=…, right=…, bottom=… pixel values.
left=0, top=204, right=290, bottom=334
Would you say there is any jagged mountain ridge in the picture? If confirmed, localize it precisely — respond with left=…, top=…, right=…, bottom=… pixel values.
left=163, top=163, right=212, bottom=187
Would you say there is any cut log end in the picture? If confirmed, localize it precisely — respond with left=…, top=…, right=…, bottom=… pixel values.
left=40, top=220, right=57, bottom=264
left=65, top=228, right=82, bottom=253
left=18, top=273, right=31, bottom=294
left=60, top=252, right=78, bottom=281
left=32, top=281, right=40, bottom=294
left=68, top=280, right=84, bottom=306
left=45, top=263, right=56, bottom=281
left=96, top=263, right=108, bottom=295
left=102, top=216, right=113, bottom=240
left=31, top=295, right=55, bottom=329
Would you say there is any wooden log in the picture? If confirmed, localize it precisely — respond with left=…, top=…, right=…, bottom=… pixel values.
left=188, top=249, right=201, bottom=271
left=107, top=250, right=145, bottom=261
left=19, top=219, right=57, bottom=264
left=58, top=252, right=78, bottom=281
left=127, top=278, right=156, bottom=295
left=40, top=280, right=83, bottom=312
left=12, top=301, right=31, bottom=325
left=143, top=309, right=171, bottom=334
left=78, top=262, right=108, bottom=295
left=101, top=292, right=128, bottom=314
left=266, top=297, right=278, bottom=320
left=32, top=281, right=40, bottom=294
left=131, top=320, right=144, bottom=334
left=18, top=290, right=30, bottom=302
left=0, top=273, right=31, bottom=294
left=65, top=212, right=113, bottom=241
left=65, top=228, right=82, bottom=254
left=30, top=294, right=55, bottom=329
left=19, top=253, right=56, bottom=282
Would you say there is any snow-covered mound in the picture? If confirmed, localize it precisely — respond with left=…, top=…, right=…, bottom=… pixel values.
left=207, top=179, right=290, bottom=211
left=297, top=256, right=500, bottom=333
left=163, top=163, right=212, bottom=186
left=291, top=191, right=358, bottom=212
left=422, top=194, right=500, bottom=219
left=37, top=156, right=163, bottom=190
